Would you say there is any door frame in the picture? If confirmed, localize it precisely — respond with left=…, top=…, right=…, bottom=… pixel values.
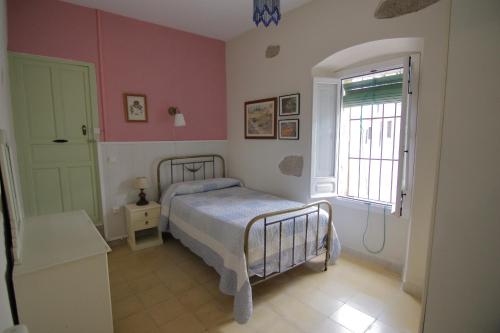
left=8, top=52, right=103, bottom=225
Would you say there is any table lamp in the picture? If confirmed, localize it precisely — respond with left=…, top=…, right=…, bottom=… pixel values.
left=134, top=176, right=150, bottom=206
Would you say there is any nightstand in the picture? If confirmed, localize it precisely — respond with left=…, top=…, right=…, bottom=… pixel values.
left=125, top=202, right=162, bottom=251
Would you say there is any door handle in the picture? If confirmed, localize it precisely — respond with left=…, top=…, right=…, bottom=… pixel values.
left=82, top=125, right=87, bottom=136
left=52, top=139, right=68, bottom=143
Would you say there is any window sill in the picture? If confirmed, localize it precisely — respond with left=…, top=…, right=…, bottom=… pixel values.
left=311, top=194, right=393, bottom=214
left=335, top=196, right=392, bottom=213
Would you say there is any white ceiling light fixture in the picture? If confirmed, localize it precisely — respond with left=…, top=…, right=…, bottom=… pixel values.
left=374, top=0, right=441, bottom=19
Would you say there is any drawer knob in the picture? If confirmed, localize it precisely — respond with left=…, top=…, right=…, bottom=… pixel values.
left=145, top=212, right=148, bottom=217
left=145, top=220, right=149, bottom=225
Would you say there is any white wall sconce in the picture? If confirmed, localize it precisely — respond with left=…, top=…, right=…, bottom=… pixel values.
left=168, top=106, right=186, bottom=127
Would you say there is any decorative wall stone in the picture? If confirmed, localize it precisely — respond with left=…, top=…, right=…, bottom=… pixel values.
left=265, top=45, right=280, bottom=58
left=278, top=155, right=303, bottom=177
left=374, top=0, right=440, bottom=19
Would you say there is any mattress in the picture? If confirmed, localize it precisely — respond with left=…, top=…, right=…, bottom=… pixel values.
left=169, top=186, right=331, bottom=276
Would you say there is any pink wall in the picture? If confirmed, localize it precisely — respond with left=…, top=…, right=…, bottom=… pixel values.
left=7, top=0, right=227, bottom=141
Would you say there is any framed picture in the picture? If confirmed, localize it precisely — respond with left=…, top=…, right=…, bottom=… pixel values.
left=278, top=119, right=300, bottom=140
left=279, top=93, right=300, bottom=116
left=124, top=93, right=148, bottom=122
left=244, top=97, right=277, bottom=139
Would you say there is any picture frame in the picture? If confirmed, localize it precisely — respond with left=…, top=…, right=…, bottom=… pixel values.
left=244, top=97, right=278, bottom=139
left=279, top=93, right=300, bottom=116
left=278, top=119, right=300, bottom=140
left=124, top=93, right=148, bottom=122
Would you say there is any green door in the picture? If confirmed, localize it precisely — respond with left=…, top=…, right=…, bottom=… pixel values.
left=9, top=53, right=101, bottom=224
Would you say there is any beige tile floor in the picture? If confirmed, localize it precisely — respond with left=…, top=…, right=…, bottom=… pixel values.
left=108, top=238, right=421, bottom=333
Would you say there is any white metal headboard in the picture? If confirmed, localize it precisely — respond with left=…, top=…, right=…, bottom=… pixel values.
left=156, top=154, right=225, bottom=200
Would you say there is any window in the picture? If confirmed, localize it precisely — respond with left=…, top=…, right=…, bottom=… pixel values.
left=337, top=68, right=403, bottom=205
left=311, top=56, right=418, bottom=216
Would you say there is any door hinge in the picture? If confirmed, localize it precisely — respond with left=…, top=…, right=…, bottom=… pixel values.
left=400, top=192, right=407, bottom=216
left=407, top=56, right=413, bottom=95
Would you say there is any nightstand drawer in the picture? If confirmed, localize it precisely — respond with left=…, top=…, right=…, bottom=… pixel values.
left=131, top=217, right=158, bottom=230
left=130, top=208, right=160, bottom=223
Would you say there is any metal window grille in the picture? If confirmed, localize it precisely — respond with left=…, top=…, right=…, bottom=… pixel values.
left=338, top=69, right=404, bottom=205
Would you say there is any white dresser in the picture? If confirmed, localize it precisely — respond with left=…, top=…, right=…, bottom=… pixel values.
left=13, top=210, right=113, bottom=333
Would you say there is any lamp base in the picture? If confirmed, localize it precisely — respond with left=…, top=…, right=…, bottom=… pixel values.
left=136, top=189, right=149, bottom=206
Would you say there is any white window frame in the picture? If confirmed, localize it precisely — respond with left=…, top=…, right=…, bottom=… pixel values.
left=310, top=77, right=341, bottom=198
left=310, top=55, right=420, bottom=218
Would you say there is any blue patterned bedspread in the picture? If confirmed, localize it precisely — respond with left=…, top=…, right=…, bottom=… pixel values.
left=160, top=178, right=341, bottom=323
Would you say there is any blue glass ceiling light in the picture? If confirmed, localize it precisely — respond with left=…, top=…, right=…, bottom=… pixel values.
left=253, top=0, right=281, bottom=27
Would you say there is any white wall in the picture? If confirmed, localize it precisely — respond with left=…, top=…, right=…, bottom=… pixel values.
left=423, top=1, right=500, bottom=332
left=332, top=202, right=409, bottom=271
left=98, top=140, right=228, bottom=240
left=0, top=0, right=14, bottom=329
left=226, top=0, right=450, bottom=288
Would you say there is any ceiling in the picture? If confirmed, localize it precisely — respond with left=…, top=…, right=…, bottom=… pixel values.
left=61, top=0, right=312, bottom=41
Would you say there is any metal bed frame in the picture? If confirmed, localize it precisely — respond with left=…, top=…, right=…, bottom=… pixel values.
left=156, top=154, right=333, bottom=285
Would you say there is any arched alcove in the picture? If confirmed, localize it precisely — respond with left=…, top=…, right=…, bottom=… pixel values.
left=310, top=37, right=429, bottom=301
left=312, top=37, right=424, bottom=76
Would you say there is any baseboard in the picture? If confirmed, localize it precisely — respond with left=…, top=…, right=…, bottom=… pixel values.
left=340, top=246, right=404, bottom=274
left=106, top=235, right=127, bottom=242
left=107, top=238, right=127, bottom=248
left=402, top=280, right=423, bottom=300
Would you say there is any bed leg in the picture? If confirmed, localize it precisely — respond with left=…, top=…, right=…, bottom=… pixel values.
left=324, top=252, right=329, bottom=272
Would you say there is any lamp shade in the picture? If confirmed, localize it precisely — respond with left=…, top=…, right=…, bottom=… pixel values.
left=134, top=177, right=150, bottom=189
left=174, top=113, right=186, bottom=127
left=253, top=0, right=281, bottom=26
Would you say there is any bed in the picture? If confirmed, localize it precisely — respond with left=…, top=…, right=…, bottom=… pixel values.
left=157, top=154, right=341, bottom=323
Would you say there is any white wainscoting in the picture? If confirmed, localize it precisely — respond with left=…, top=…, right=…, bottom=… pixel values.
left=97, top=140, right=228, bottom=240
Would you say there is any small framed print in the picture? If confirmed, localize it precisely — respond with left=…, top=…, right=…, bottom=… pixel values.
left=279, top=93, right=300, bottom=116
left=279, top=119, right=299, bottom=140
left=124, top=93, right=148, bottom=122
left=244, top=97, right=277, bottom=139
